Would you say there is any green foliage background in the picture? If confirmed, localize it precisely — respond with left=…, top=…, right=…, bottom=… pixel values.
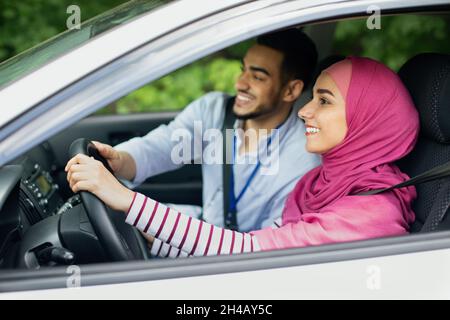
left=333, top=15, right=450, bottom=71
left=1, top=1, right=449, bottom=114
left=0, top=0, right=125, bottom=62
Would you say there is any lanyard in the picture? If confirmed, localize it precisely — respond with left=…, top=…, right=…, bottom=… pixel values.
left=228, top=128, right=278, bottom=214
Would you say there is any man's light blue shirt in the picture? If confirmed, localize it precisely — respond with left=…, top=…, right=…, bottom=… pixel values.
left=115, top=92, right=320, bottom=232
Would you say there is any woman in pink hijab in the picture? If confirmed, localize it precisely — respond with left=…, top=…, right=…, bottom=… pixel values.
left=66, top=57, right=420, bottom=257
left=253, top=56, right=419, bottom=250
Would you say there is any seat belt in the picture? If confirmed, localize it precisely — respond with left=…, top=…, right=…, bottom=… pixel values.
left=358, top=160, right=450, bottom=232
left=222, top=96, right=237, bottom=230
left=421, top=180, right=450, bottom=232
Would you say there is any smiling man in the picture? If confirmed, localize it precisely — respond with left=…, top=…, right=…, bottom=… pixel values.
left=87, top=29, right=320, bottom=255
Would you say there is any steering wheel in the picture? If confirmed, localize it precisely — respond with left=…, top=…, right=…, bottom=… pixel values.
left=69, top=138, right=150, bottom=261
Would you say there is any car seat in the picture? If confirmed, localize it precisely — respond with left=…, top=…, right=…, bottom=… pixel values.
left=396, top=53, right=450, bottom=232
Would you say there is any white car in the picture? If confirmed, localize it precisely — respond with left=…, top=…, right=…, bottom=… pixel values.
left=0, top=0, right=450, bottom=299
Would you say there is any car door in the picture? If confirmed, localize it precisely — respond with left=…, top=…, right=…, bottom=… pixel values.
left=1, top=0, right=450, bottom=299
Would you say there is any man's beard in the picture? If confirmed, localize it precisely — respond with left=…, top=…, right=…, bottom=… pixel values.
left=233, top=100, right=280, bottom=121
left=233, top=108, right=268, bottom=120
left=233, top=90, right=283, bottom=121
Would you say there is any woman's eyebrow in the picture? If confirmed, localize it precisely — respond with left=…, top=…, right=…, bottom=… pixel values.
left=317, top=88, right=335, bottom=97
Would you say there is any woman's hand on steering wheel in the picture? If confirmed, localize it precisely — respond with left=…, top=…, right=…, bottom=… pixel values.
left=65, top=153, right=134, bottom=212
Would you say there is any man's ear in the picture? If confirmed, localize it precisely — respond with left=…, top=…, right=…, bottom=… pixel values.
left=283, top=79, right=304, bottom=103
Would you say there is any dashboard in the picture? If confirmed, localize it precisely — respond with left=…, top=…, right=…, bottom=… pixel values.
left=20, top=163, right=64, bottom=224
left=0, top=140, right=147, bottom=269
left=0, top=143, right=80, bottom=268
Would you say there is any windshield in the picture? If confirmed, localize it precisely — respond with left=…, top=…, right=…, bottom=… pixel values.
left=0, top=0, right=173, bottom=89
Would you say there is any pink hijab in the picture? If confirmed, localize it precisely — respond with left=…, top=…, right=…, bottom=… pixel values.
left=282, top=56, right=420, bottom=226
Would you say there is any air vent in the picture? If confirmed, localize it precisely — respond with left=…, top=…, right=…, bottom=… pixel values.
left=19, top=189, right=41, bottom=225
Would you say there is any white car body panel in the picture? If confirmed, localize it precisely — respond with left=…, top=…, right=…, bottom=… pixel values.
left=2, top=248, right=450, bottom=299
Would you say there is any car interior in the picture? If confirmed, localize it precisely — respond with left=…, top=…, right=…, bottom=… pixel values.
left=0, top=10, right=449, bottom=276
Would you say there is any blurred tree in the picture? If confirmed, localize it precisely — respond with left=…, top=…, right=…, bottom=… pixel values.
left=0, top=0, right=126, bottom=63
left=333, top=14, right=450, bottom=70
left=97, top=42, right=252, bottom=115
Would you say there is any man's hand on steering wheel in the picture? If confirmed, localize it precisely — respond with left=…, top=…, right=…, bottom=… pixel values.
left=90, top=141, right=137, bottom=182
left=65, top=153, right=134, bottom=213
left=91, top=141, right=124, bottom=174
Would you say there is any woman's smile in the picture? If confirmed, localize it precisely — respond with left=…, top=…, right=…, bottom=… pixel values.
left=305, top=125, right=321, bottom=136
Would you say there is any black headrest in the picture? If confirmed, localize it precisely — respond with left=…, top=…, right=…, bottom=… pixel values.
left=398, top=53, right=450, bottom=144
left=313, top=54, right=346, bottom=80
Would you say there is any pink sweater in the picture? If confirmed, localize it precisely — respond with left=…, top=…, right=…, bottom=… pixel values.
left=126, top=191, right=410, bottom=257
left=252, top=192, right=410, bottom=250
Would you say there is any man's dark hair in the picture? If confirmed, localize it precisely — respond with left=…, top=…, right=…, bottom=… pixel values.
left=256, top=28, right=318, bottom=88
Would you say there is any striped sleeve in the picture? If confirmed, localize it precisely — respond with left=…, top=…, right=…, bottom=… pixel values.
left=126, top=192, right=261, bottom=257
left=150, top=238, right=189, bottom=258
